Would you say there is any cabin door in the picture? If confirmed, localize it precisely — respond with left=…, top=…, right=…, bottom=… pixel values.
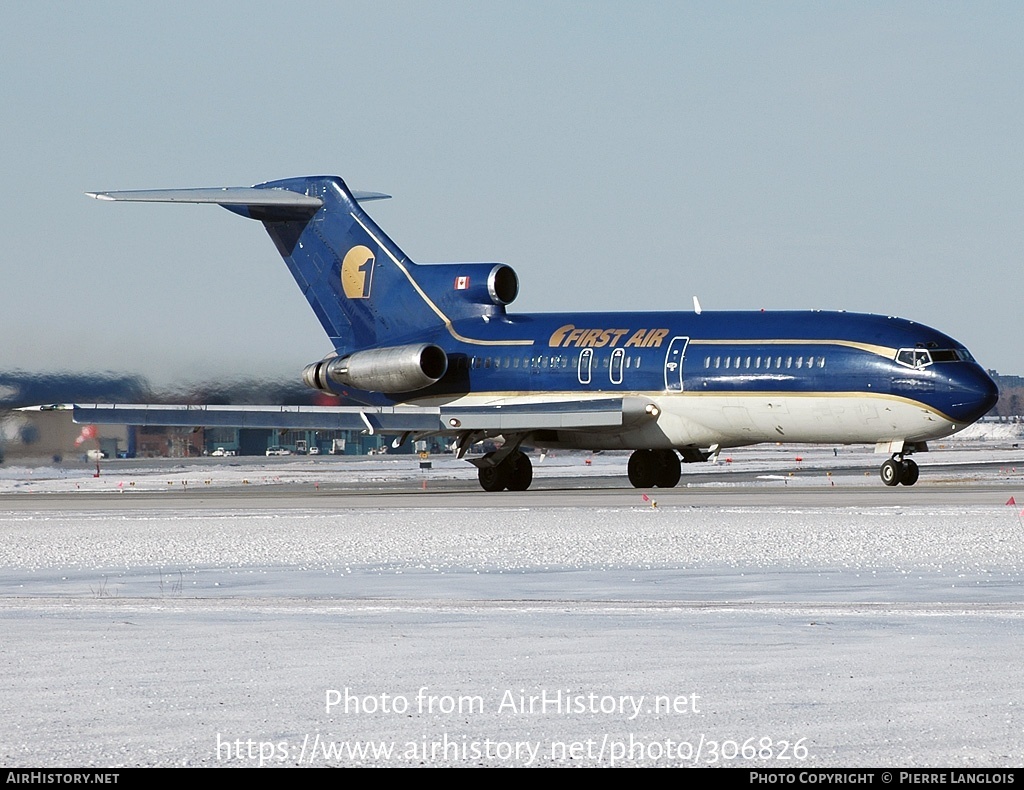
left=663, top=336, right=689, bottom=392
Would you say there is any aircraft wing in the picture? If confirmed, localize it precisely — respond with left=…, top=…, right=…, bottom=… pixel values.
left=62, top=399, right=643, bottom=434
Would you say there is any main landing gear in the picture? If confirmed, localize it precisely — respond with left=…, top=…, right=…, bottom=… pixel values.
left=627, top=449, right=681, bottom=489
left=880, top=456, right=919, bottom=487
left=477, top=450, right=533, bottom=492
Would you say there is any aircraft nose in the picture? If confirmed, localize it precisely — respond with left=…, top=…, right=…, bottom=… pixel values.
left=946, top=365, right=999, bottom=425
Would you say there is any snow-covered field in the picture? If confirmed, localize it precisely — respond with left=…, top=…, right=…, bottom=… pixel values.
left=1, top=446, right=1023, bottom=767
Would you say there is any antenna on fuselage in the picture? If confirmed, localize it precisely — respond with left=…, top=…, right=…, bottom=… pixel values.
left=693, top=296, right=703, bottom=315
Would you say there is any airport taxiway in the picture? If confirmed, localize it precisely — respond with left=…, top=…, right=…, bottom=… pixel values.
left=1, top=447, right=1021, bottom=509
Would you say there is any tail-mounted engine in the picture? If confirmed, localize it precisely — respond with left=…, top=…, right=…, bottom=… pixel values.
left=302, top=343, right=448, bottom=394
left=415, top=263, right=519, bottom=320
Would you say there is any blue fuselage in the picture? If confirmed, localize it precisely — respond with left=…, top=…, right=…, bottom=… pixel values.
left=373, top=310, right=996, bottom=434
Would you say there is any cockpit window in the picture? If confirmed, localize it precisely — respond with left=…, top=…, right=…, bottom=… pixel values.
left=896, top=347, right=971, bottom=369
left=929, top=349, right=959, bottom=363
left=897, top=349, right=932, bottom=369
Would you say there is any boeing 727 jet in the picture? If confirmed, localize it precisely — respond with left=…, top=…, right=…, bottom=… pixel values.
left=81, top=175, right=998, bottom=491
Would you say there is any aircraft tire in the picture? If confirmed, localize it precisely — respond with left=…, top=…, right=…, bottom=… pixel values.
left=478, top=453, right=510, bottom=492
left=627, top=449, right=657, bottom=488
left=653, top=449, right=681, bottom=488
left=506, top=452, right=533, bottom=491
left=900, top=459, right=919, bottom=486
left=880, top=459, right=902, bottom=487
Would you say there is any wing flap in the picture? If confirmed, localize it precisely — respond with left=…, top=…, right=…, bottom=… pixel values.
left=439, top=399, right=626, bottom=430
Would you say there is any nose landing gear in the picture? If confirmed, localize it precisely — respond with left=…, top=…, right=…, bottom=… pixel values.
left=880, top=456, right=919, bottom=487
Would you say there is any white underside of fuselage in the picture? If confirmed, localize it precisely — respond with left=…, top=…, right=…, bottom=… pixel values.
left=412, top=390, right=962, bottom=451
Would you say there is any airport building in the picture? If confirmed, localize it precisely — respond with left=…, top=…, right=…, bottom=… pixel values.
left=0, top=373, right=402, bottom=460
left=2, top=411, right=396, bottom=461
left=199, top=426, right=390, bottom=457
left=1, top=411, right=395, bottom=461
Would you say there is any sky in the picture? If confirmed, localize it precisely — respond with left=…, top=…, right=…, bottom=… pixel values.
left=1, top=1, right=1021, bottom=387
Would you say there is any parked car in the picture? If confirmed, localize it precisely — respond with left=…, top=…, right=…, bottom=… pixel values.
left=265, top=446, right=292, bottom=456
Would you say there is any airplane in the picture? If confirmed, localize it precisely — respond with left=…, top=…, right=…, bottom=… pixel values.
left=79, top=175, right=999, bottom=491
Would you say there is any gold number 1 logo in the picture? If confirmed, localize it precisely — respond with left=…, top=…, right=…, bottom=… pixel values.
left=341, top=245, right=375, bottom=299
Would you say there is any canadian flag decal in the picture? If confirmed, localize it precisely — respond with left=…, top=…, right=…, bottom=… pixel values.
left=455, top=276, right=470, bottom=290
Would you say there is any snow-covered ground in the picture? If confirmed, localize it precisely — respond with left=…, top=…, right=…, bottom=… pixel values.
left=951, top=420, right=1024, bottom=443
left=1, top=446, right=1023, bottom=767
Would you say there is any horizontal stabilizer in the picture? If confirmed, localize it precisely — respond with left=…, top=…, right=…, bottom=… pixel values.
left=85, top=187, right=391, bottom=207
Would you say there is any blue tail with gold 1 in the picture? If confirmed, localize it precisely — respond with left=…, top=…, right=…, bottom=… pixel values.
left=227, top=175, right=519, bottom=354
left=88, top=175, right=519, bottom=354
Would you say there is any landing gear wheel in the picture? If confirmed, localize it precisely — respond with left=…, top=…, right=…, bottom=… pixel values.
left=880, top=458, right=902, bottom=487
left=900, top=459, right=919, bottom=486
left=627, top=449, right=657, bottom=488
left=478, top=453, right=510, bottom=492
left=506, top=451, right=533, bottom=491
left=653, top=449, right=681, bottom=488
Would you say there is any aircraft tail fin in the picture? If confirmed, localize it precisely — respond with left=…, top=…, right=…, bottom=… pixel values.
left=89, top=176, right=518, bottom=353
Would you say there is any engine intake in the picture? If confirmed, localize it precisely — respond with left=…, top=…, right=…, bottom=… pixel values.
left=487, top=264, right=519, bottom=305
left=302, top=344, right=448, bottom=394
